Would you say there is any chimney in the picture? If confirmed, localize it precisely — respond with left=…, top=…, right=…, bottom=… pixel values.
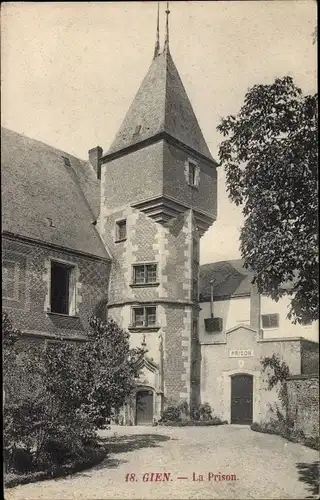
left=250, top=282, right=261, bottom=331
left=89, top=146, right=103, bottom=180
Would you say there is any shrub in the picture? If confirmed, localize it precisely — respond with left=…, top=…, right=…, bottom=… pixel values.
left=191, top=402, right=213, bottom=421
left=161, top=404, right=182, bottom=422
left=251, top=420, right=320, bottom=451
left=3, top=312, right=143, bottom=474
left=158, top=418, right=227, bottom=427
left=160, top=400, right=220, bottom=425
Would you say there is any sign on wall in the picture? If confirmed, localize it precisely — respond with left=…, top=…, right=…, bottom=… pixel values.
left=229, top=349, right=254, bottom=358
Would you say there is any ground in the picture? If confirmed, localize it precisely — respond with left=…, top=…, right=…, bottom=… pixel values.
left=5, top=425, right=319, bottom=500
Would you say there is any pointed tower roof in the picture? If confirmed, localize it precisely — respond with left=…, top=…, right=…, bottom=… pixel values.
left=106, top=49, right=214, bottom=162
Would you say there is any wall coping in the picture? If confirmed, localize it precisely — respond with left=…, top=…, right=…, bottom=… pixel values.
left=287, top=374, right=319, bottom=380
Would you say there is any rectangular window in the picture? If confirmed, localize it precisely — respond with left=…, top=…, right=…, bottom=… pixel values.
left=204, top=317, right=223, bottom=333
left=189, top=161, right=197, bottom=186
left=50, top=261, right=74, bottom=315
left=115, top=219, right=127, bottom=242
left=146, top=306, right=156, bottom=326
left=133, top=264, right=157, bottom=285
left=3, top=260, right=17, bottom=299
left=192, top=279, right=199, bottom=301
left=132, top=306, right=157, bottom=327
left=133, top=307, right=145, bottom=327
left=192, top=319, right=198, bottom=339
left=261, top=314, right=279, bottom=329
left=193, top=237, right=199, bottom=263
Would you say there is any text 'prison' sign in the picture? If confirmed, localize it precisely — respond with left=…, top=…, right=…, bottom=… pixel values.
left=229, top=349, right=253, bottom=358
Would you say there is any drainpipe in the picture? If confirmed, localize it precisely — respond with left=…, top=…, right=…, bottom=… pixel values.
left=210, top=280, right=214, bottom=319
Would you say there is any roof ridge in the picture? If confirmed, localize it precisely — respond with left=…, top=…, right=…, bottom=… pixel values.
left=1, top=127, right=87, bottom=162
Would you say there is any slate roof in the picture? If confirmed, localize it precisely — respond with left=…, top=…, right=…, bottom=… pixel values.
left=107, top=50, right=214, bottom=161
left=199, top=259, right=254, bottom=301
left=1, top=127, right=110, bottom=260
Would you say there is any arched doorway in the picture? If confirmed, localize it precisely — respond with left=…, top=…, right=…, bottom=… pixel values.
left=136, top=389, right=154, bottom=425
left=231, top=374, right=253, bottom=424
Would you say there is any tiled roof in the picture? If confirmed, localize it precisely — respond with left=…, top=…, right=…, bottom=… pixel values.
left=107, top=50, right=214, bottom=161
left=199, top=259, right=254, bottom=301
left=1, top=127, right=110, bottom=260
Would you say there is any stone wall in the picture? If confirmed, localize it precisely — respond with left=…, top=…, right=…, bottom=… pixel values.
left=200, top=325, right=302, bottom=423
left=287, top=375, right=319, bottom=437
left=2, top=236, right=110, bottom=339
left=300, top=340, right=319, bottom=375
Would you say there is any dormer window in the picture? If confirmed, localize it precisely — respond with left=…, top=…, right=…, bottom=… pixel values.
left=62, top=156, right=71, bottom=168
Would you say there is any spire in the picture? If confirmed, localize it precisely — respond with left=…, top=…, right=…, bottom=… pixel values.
left=164, top=1, right=170, bottom=53
left=153, top=3, right=160, bottom=59
left=106, top=36, right=214, bottom=161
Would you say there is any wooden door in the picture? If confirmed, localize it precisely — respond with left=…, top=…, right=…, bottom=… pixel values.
left=136, top=390, right=153, bottom=425
left=231, top=374, right=253, bottom=424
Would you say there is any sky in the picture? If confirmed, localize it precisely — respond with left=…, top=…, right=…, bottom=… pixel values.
left=1, top=1, right=317, bottom=264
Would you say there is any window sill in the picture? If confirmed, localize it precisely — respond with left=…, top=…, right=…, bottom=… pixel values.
left=128, top=325, right=160, bottom=332
left=129, top=282, right=159, bottom=288
left=115, top=238, right=127, bottom=243
left=46, top=311, right=79, bottom=318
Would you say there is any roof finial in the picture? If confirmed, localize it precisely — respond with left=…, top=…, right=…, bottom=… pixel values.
left=153, top=3, right=160, bottom=59
left=164, top=1, right=170, bottom=53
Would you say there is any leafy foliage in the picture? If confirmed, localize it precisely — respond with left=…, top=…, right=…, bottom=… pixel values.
left=261, top=354, right=290, bottom=416
left=217, top=77, right=318, bottom=324
left=3, top=312, right=142, bottom=473
left=251, top=421, right=320, bottom=450
left=160, top=400, right=215, bottom=423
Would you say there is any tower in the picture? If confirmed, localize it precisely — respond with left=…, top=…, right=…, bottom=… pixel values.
left=99, top=5, right=218, bottom=424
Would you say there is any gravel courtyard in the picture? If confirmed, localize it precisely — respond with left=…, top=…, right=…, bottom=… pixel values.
left=5, top=425, right=319, bottom=500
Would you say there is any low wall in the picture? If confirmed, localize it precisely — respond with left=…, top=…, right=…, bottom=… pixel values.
left=287, top=375, right=319, bottom=437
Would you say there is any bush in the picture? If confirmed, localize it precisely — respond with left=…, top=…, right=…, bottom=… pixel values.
left=159, top=400, right=223, bottom=425
left=251, top=421, right=320, bottom=450
left=158, top=418, right=227, bottom=427
left=4, top=442, right=107, bottom=488
left=191, top=402, right=213, bottom=421
left=160, top=399, right=190, bottom=423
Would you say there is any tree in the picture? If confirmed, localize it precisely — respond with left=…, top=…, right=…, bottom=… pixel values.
left=3, top=312, right=143, bottom=472
left=76, top=316, right=143, bottom=428
left=217, top=77, right=318, bottom=324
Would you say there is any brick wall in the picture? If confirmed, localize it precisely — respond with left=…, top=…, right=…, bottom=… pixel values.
left=163, top=142, right=217, bottom=219
left=101, top=201, right=198, bottom=404
left=2, top=236, right=110, bottom=339
left=287, top=375, right=319, bottom=437
left=101, top=142, right=163, bottom=211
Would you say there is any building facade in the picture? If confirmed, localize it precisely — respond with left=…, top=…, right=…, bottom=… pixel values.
left=2, top=22, right=318, bottom=426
